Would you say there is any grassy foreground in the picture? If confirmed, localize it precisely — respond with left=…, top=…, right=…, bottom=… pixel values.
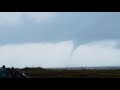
left=18, top=67, right=120, bottom=78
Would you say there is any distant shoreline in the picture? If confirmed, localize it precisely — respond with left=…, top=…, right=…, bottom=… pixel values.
left=18, top=66, right=120, bottom=70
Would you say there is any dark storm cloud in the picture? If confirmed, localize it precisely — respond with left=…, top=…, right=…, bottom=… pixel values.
left=0, top=12, right=120, bottom=46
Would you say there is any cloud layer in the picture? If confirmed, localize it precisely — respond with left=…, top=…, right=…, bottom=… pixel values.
left=0, top=12, right=120, bottom=46
left=0, top=40, right=120, bottom=68
left=0, top=12, right=56, bottom=26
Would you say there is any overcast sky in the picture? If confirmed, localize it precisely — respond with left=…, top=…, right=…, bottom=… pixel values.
left=0, top=12, right=120, bottom=68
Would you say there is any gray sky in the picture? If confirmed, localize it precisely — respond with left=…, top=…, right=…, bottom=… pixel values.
left=0, top=12, right=120, bottom=45
left=0, top=12, right=120, bottom=68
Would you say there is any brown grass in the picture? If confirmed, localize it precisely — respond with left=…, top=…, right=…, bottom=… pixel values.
left=18, top=67, right=120, bottom=78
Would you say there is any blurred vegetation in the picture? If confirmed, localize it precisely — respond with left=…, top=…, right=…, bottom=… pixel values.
left=18, top=67, right=120, bottom=78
